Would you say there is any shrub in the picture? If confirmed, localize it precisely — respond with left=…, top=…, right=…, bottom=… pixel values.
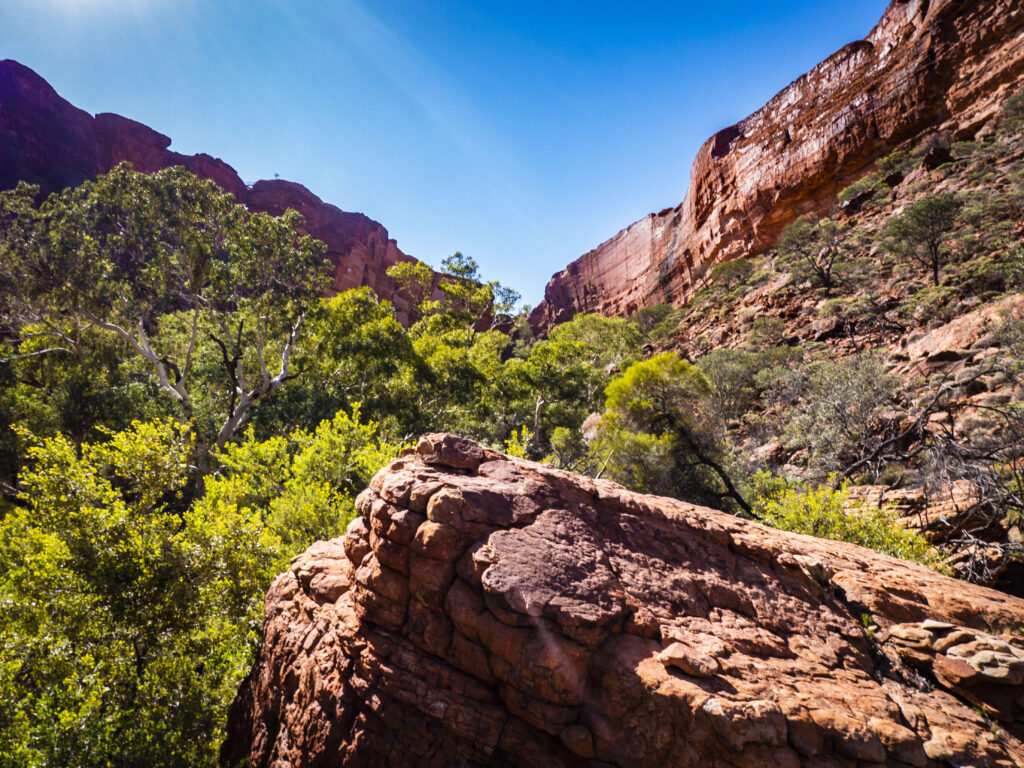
left=710, top=259, right=755, bottom=291
left=778, top=216, right=849, bottom=293
left=839, top=173, right=881, bottom=205
left=633, top=304, right=684, bottom=344
left=877, top=150, right=913, bottom=180
left=762, top=355, right=896, bottom=479
left=1000, top=86, right=1024, bottom=134
left=753, top=476, right=941, bottom=566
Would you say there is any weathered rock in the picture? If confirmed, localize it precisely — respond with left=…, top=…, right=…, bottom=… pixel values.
left=906, top=294, right=1024, bottom=361
left=530, top=0, right=1024, bottom=331
left=0, top=59, right=438, bottom=323
left=223, top=434, right=1024, bottom=768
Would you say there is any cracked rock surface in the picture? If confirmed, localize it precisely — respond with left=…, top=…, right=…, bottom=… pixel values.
left=222, top=434, right=1024, bottom=767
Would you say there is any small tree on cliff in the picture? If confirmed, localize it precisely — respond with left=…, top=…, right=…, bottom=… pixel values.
left=778, top=215, right=848, bottom=293
left=0, top=164, right=329, bottom=467
left=886, top=193, right=963, bottom=286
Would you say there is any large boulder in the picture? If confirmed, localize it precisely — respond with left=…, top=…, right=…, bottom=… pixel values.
left=222, top=434, right=1024, bottom=767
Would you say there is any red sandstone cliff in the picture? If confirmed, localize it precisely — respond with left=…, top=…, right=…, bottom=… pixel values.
left=530, top=0, right=1024, bottom=330
left=0, top=60, right=429, bottom=321
left=223, top=434, right=1024, bottom=767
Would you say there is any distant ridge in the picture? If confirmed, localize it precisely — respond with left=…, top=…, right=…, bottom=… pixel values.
left=0, top=59, right=435, bottom=322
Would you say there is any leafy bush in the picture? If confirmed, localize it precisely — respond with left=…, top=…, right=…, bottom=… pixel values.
left=602, top=353, right=750, bottom=513
left=760, top=354, right=896, bottom=479
left=0, top=420, right=256, bottom=767
left=1000, top=86, right=1024, bottom=134
left=710, top=259, right=755, bottom=291
left=753, top=475, right=940, bottom=566
left=877, top=150, right=914, bottom=180
left=633, top=303, right=684, bottom=343
left=699, top=345, right=803, bottom=423
left=900, top=284, right=958, bottom=323
left=839, top=173, right=881, bottom=205
left=0, top=410, right=401, bottom=766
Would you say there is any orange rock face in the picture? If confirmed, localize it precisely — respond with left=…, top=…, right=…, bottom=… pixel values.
left=530, top=0, right=1024, bottom=330
left=223, top=434, right=1024, bottom=767
left=0, top=60, right=431, bottom=322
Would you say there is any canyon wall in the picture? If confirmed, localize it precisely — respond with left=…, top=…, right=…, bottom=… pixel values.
left=223, top=433, right=1024, bottom=767
left=0, top=60, right=429, bottom=320
left=530, top=0, right=1024, bottom=330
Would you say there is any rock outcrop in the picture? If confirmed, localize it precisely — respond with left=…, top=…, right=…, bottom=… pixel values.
left=530, top=0, right=1024, bottom=330
left=0, top=59, right=432, bottom=321
left=223, top=434, right=1024, bottom=767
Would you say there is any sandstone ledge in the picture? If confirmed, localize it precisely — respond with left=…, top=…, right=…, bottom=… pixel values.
left=223, top=434, right=1024, bottom=767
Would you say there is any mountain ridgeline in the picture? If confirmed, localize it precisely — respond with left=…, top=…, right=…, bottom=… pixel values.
left=0, top=59, right=438, bottom=324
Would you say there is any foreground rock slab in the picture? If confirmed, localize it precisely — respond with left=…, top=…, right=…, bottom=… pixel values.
left=223, top=434, right=1024, bottom=767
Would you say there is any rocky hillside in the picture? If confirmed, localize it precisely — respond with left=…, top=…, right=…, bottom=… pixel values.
left=530, top=0, right=1024, bottom=331
left=0, top=59, right=435, bottom=322
left=223, top=433, right=1024, bottom=768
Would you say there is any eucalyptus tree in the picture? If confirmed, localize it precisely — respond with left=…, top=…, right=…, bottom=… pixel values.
left=0, top=164, right=329, bottom=465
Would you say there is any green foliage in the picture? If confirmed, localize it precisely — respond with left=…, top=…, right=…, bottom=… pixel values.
left=388, top=251, right=520, bottom=331
left=633, top=303, right=684, bottom=343
left=548, top=313, right=642, bottom=371
left=877, top=150, right=913, bottom=180
left=0, top=407, right=399, bottom=766
left=839, top=173, right=881, bottom=205
left=778, top=215, right=848, bottom=292
left=710, top=258, right=755, bottom=291
left=999, top=85, right=1024, bottom=134
left=265, top=287, right=421, bottom=436
left=753, top=476, right=940, bottom=566
left=698, top=345, right=804, bottom=423
left=602, top=353, right=750, bottom=513
left=759, top=354, right=896, bottom=479
left=900, top=284, right=958, bottom=324
left=887, top=193, right=963, bottom=285
left=0, top=165, right=331, bottom=464
left=747, top=316, right=787, bottom=348
left=0, top=420, right=261, bottom=767
left=206, top=406, right=402, bottom=551
left=818, top=295, right=878, bottom=322
left=503, top=426, right=532, bottom=458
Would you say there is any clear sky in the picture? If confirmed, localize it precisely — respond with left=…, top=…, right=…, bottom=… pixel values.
left=1, top=0, right=890, bottom=306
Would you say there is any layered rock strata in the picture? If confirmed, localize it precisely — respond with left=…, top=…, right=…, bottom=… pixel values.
left=223, top=433, right=1024, bottom=767
left=0, top=59, right=432, bottom=321
left=531, top=0, right=1024, bottom=330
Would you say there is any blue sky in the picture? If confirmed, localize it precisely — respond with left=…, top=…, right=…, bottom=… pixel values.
left=1, top=0, right=890, bottom=306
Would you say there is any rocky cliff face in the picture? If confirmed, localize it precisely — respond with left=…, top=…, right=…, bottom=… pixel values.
left=530, top=0, right=1024, bottom=330
left=0, top=60, right=429, bottom=321
left=223, top=434, right=1024, bottom=767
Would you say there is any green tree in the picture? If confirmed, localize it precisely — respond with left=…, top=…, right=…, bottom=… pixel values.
left=603, top=353, right=751, bottom=514
left=778, top=214, right=847, bottom=293
left=759, top=354, right=896, bottom=480
left=1000, top=85, right=1024, bottom=134
left=0, top=407, right=400, bottom=767
left=0, top=165, right=330, bottom=467
left=0, top=420, right=273, bottom=767
left=886, top=193, right=963, bottom=286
